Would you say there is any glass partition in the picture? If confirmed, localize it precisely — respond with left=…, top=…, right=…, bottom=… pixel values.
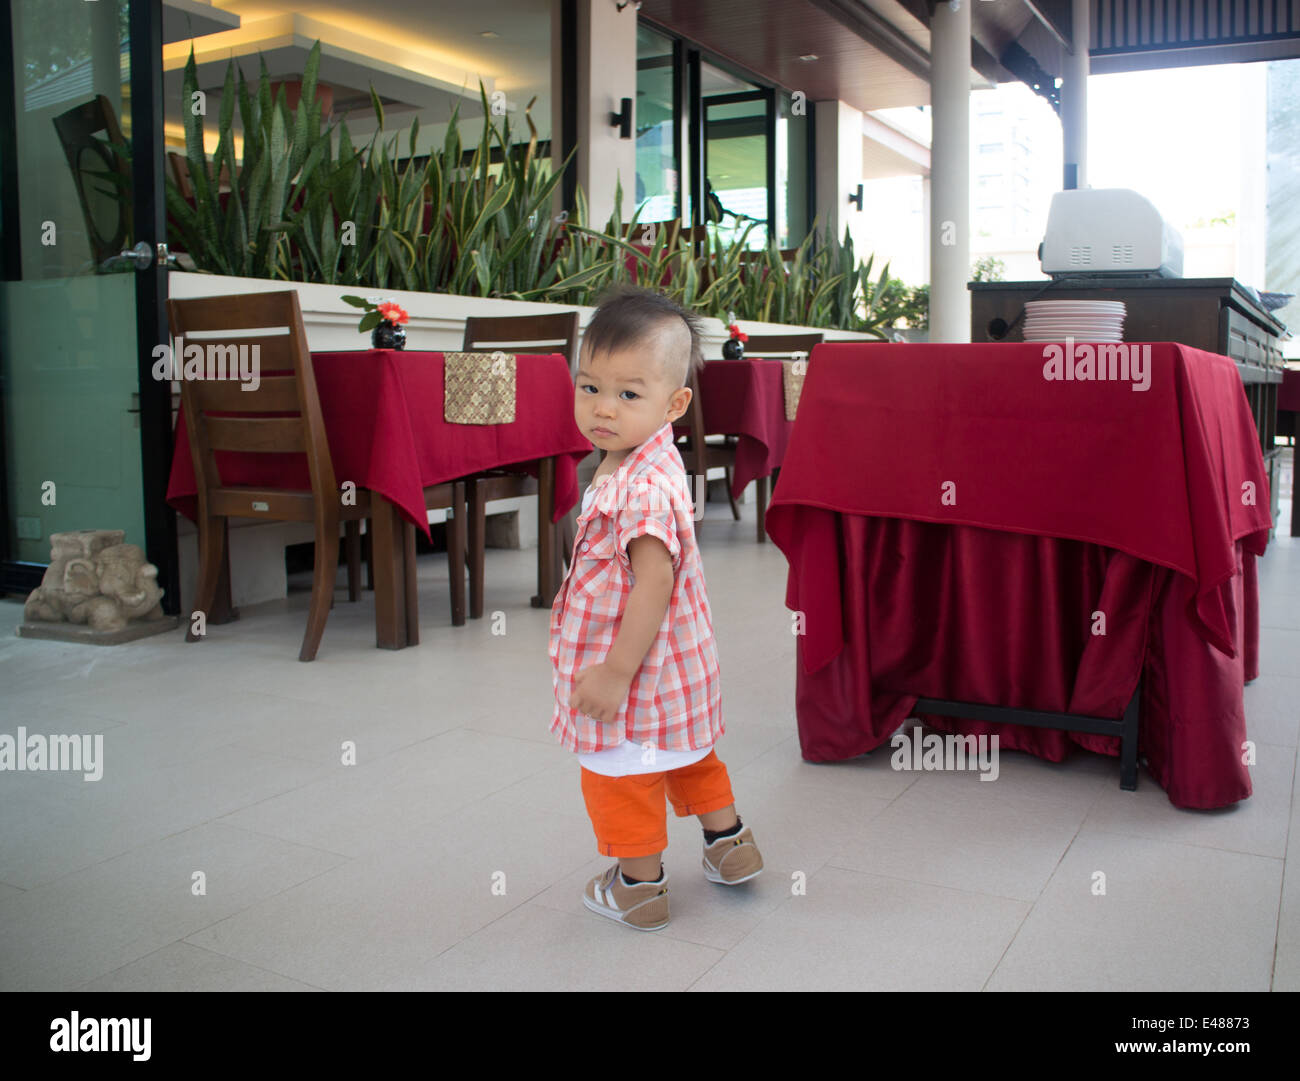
left=2, top=0, right=145, bottom=565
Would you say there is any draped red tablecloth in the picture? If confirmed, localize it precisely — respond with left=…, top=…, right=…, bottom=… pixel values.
left=166, top=350, right=592, bottom=532
left=765, top=342, right=1273, bottom=808
left=702, top=358, right=794, bottom=498
left=1280, top=368, right=1300, bottom=413
left=672, top=357, right=794, bottom=497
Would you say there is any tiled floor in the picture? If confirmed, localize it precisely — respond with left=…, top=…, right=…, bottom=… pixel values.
left=1, top=481, right=1297, bottom=991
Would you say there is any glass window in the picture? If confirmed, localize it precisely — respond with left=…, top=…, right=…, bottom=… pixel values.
left=777, top=88, right=810, bottom=249
left=635, top=24, right=677, bottom=224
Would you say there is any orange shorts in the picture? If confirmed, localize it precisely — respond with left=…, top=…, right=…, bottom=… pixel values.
left=580, top=749, right=735, bottom=858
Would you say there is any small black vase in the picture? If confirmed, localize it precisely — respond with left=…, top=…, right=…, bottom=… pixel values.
left=371, top=320, right=406, bottom=350
left=722, top=337, right=744, bottom=359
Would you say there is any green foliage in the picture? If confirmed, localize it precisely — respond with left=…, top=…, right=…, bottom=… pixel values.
left=165, top=43, right=904, bottom=333
left=970, top=255, right=1005, bottom=282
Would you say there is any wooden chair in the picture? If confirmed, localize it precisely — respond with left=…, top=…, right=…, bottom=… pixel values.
left=459, top=312, right=583, bottom=617
left=741, top=333, right=824, bottom=356
left=682, top=334, right=823, bottom=541
left=52, top=95, right=131, bottom=270
left=168, top=291, right=391, bottom=660
left=677, top=365, right=743, bottom=528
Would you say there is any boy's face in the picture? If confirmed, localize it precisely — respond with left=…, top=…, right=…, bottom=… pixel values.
left=575, top=337, right=692, bottom=456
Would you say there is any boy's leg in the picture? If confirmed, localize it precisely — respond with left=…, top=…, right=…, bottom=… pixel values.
left=698, top=805, right=740, bottom=832
left=580, top=767, right=668, bottom=881
left=664, top=750, right=737, bottom=828
left=667, top=750, right=762, bottom=884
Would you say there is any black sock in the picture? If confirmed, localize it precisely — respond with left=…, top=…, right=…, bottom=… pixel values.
left=621, top=864, right=663, bottom=885
left=703, top=817, right=743, bottom=845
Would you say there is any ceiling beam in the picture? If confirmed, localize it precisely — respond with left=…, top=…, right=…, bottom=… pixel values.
left=893, top=0, right=1009, bottom=85
left=806, top=0, right=934, bottom=81
left=1022, top=0, right=1073, bottom=52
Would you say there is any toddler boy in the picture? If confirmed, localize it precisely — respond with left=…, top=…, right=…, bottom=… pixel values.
left=549, top=284, right=763, bottom=931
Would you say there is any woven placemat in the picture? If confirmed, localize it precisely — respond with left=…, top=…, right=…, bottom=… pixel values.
left=782, top=358, right=809, bottom=421
left=444, top=351, right=516, bottom=424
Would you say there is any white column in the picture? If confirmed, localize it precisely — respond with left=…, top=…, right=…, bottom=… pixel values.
left=1061, top=0, right=1090, bottom=189
left=553, top=0, right=638, bottom=228
left=928, top=0, right=971, bottom=343
left=813, top=100, right=865, bottom=247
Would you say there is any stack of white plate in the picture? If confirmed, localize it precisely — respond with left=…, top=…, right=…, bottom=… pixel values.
left=1022, top=300, right=1126, bottom=343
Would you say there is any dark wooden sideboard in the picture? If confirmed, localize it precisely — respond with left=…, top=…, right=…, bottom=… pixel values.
left=970, top=278, right=1288, bottom=530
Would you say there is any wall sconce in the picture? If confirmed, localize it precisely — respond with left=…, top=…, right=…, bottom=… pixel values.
left=848, top=183, right=863, bottom=210
left=610, top=97, right=632, bottom=139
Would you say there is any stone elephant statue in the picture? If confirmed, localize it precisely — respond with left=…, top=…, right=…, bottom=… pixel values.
left=24, top=530, right=164, bottom=632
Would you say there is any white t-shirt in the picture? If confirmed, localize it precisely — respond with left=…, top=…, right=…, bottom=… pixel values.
left=572, top=484, right=713, bottom=777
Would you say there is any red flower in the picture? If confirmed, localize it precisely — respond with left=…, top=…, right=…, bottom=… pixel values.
left=377, top=302, right=409, bottom=325
left=728, top=323, right=748, bottom=343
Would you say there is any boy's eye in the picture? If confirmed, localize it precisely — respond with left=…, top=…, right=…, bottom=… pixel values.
left=619, top=390, right=639, bottom=401
left=578, top=383, right=596, bottom=394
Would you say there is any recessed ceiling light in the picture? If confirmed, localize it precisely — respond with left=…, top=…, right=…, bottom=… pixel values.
left=798, top=54, right=819, bottom=62
left=481, top=30, right=499, bottom=38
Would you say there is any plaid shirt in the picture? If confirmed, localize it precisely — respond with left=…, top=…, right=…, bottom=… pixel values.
left=549, top=422, right=723, bottom=753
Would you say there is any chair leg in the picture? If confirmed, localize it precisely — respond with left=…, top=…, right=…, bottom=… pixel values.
left=559, top=506, right=577, bottom=569
left=364, top=527, right=374, bottom=591
left=756, top=474, right=770, bottom=543
left=300, top=514, right=339, bottom=662
left=345, top=520, right=361, bottom=602
left=188, top=515, right=226, bottom=642
left=467, top=477, right=485, bottom=619
left=725, top=468, right=741, bottom=521
left=446, top=481, right=467, bottom=626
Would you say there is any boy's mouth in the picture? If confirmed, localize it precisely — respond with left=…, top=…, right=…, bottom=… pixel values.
left=591, top=426, right=615, bottom=437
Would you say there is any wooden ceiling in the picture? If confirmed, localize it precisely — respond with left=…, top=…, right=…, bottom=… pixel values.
left=637, top=1, right=1057, bottom=110
left=638, top=0, right=940, bottom=110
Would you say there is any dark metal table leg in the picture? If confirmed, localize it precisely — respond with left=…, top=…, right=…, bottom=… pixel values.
left=1120, top=682, right=1141, bottom=791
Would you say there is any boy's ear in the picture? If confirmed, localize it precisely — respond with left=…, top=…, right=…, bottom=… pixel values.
left=666, top=385, right=692, bottom=422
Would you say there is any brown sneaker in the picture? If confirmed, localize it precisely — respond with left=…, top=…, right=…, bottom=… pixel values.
left=702, top=826, right=763, bottom=884
left=582, top=864, right=670, bottom=931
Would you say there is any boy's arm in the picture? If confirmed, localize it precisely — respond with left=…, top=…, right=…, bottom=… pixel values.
left=570, top=535, right=674, bottom=723
left=605, top=535, right=675, bottom=678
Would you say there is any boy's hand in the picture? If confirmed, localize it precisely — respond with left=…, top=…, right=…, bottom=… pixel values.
left=571, top=661, right=634, bottom=723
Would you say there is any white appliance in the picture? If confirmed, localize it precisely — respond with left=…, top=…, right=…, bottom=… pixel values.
left=1039, top=188, right=1183, bottom=279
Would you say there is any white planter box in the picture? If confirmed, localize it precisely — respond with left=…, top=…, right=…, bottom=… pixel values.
left=167, top=273, right=878, bottom=608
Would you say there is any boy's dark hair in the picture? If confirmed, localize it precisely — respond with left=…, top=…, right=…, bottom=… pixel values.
left=580, top=283, right=704, bottom=388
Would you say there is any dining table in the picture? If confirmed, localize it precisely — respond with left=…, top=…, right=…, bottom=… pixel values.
left=166, top=348, right=592, bottom=649
left=765, top=341, right=1274, bottom=809
left=673, top=355, right=796, bottom=539
left=1281, top=366, right=1299, bottom=537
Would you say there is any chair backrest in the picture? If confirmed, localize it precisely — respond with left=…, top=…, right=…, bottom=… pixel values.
left=737, top=248, right=800, bottom=265
left=166, top=291, right=338, bottom=514
left=740, top=333, right=824, bottom=357
left=52, top=95, right=131, bottom=267
left=168, top=151, right=232, bottom=201
left=677, top=365, right=709, bottom=490
left=461, top=311, right=582, bottom=376
left=168, top=152, right=193, bottom=201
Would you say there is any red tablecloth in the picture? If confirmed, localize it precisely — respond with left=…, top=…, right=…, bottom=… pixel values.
left=673, top=357, right=794, bottom=497
left=1280, top=368, right=1300, bottom=413
left=166, top=350, right=592, bottom=533
left=703, top=358, right=794, bottom=497
left=766, top=342, right=1273, bottom=809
